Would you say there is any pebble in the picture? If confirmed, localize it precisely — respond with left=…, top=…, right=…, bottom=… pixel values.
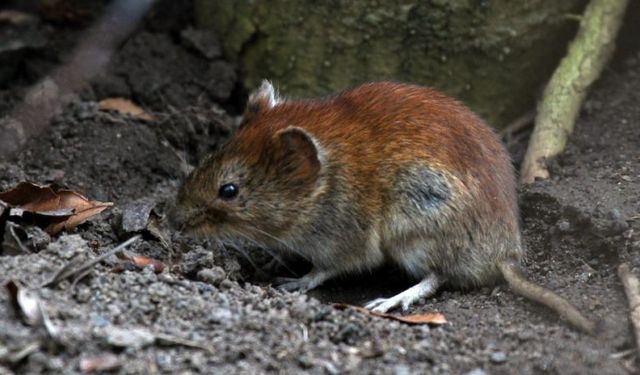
left=490, top=351, right=507, bottom=364
left=121, top=200, right=155, bottom=233
left=394, top=364, right=411, bottom=375
left=104, top=327, right=155, bottom=349
left=555, top=219, right=571, bottom=232
left=465, top=369, right=487, bottom=375
left=47, top=234, right=86, bottom=259
left=197, top=266, right=226, bottom=286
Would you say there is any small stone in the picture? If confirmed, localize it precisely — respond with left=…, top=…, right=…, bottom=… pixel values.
left=207, top=308, right=234, bottom=324
left=556, top=219, right=571, bottom=232
left=104, top=327, right=155, bottom=349
left=180, top=27, right=222, bottom=60
left=219, top=278, right=235, bottom=290
left=490, top=351, right=507, bottom=364
left=465, top=369, right=487, bottom=375
left=90, top=313, right=111, bottom=328
left=297, top=355, right=314, bottom=369
left=197, top=266, right=226, bottom=286
left=394, top=365, right=411, bottom=375
left=577, top=264, right=596, bottom=283
left=47, top=234, right=87, bottom=259
left=121, top=200, right=155, bottom=233
left=607, top=208, right=622, bottom=221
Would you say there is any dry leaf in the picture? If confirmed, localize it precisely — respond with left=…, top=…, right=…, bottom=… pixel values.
left=0, top=182, right=113, bottom=235
left=3, top=221, right=30, bottom=255
left=5, top=280, right=62, bottom=341
left=98, top=98, right=154, bottom=121
left=333, top=303, right=447, bottom=325
left=112, top=255, right=164, bottom=273
left=6, top=280, right=42, bottom=325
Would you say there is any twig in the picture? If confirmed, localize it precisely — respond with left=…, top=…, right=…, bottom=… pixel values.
left=520, top=0, right=630, bottom=184
left=41, top=235, right=141, bottom=288
left=154, top=332, right=214, bottom=354
left=618, top=263, right=640, bottom=357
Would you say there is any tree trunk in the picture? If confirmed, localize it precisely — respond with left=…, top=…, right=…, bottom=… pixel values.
left=195, top=0, right=586, bottom=127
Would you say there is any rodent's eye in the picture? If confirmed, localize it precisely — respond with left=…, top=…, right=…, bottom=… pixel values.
left=218, top=183, right=239, bottom=200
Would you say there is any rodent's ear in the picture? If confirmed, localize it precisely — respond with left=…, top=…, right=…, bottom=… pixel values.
left=275, top=127, right=324, bottom=184
left=244, top=80, right=281, bottom=119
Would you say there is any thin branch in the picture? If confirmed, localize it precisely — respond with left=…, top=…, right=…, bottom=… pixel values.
left=520, top=0, right=630, bottom=184
left=618, top=263, right=640, bottom=358
left=41, top=235, right=141, bottom=288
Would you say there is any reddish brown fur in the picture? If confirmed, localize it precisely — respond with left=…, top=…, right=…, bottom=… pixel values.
left=238, top=82, right=517, bottom=216
left=174, top=81, right=596, bottom=333
left=177, top=82, right=521, bottom=279
left=229, top=82, right=519, bottom=252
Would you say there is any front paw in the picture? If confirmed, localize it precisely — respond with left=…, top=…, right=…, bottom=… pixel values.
left=272, top=269, right=333, bottom=292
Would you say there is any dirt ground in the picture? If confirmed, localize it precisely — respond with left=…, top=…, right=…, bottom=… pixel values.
left=0, top=2, right=639, bottom=374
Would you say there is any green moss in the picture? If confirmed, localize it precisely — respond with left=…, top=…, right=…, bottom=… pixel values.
left=196, top=0, right=587, bottom=127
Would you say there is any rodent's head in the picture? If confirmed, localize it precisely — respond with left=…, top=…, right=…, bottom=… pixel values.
left=174, top=81, right=325, bottom=246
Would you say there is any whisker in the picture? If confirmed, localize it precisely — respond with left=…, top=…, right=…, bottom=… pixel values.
left=219, top=239, right=262, bottom=272
left=245, top=225, right=309, bottom=262
left=230, top=228, right=299, bottom=276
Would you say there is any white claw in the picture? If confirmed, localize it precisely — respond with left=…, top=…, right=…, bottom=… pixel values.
left=363, top=274, right=441, bottom=313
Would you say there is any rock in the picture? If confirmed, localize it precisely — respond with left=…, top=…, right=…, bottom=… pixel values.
left=394, top=365, right=411, bottom=375
left=197, top=266, right=226, bottom=286
left=104, top=327, right=155, bottom=349
left=180, top=27, right=223, bottom=59
left=121, top=200, right=156, bottom=233
left=47, top=234, right=87, bottom=259
left=555, top=219, right=571, bottom=233
left=465, top=369, right=487, bottom=375
left=490, top=351, right=507, bottom=364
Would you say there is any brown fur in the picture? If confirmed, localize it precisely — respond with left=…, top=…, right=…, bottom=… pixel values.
left=174, top=81, right=596, bottom=334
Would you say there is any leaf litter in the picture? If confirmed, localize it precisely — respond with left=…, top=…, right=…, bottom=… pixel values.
left=332, top=303, right=447, bottom=325
left=98, top=97, right=154, bottom=121
left=0, top=182, right=113, bottom=235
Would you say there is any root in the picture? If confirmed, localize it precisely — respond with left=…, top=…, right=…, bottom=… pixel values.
left=520, top=0, right=630, bottom=184
left=618, top=263, right=640, bottom=357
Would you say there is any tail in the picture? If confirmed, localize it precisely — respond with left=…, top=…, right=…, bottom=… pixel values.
left=498, top=260, right=600, bottom=335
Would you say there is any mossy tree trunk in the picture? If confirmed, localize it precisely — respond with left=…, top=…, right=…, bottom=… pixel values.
left=195, top=0, right=586, bottom=127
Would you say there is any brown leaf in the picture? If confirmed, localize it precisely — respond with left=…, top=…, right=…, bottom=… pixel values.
left=130, top=256, right=164, bottom=273
left=0, top=182, right=113, bottom=235
left=98, top=98, right=154, bottom=121
left=333, top=303, right=447, bottom=325
left=46, top=204, right=112, bottom=234
left=0, top=182, right=61, bottom=212
left=112, top=255, right=164, bottom=273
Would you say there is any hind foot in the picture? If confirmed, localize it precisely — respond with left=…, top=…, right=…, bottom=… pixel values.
left=365, top=274, right=442, bottom=313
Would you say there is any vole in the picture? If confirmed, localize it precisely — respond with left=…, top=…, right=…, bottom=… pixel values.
left=174, top=81, right=597, bottom=334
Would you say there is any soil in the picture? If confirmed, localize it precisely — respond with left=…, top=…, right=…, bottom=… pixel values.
left=0, top=2, right=638, bottom=374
